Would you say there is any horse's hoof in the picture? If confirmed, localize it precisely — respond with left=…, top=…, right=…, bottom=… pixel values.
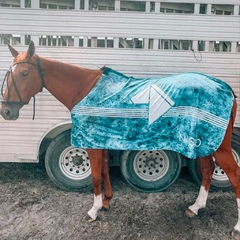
left=185, top=209, right=196, bottom=218
left=231, top=229, right=240, bottom=238
left=101, top=206, right=110, bottom=212
left=85, top=214, right=98, bottom=223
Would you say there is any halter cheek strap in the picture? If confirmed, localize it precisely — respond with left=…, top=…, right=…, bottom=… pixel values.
left=0, top=54, right=45, bottom=120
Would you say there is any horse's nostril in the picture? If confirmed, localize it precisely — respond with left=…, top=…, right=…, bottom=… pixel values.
left=5, top=108, right=11, bottom=117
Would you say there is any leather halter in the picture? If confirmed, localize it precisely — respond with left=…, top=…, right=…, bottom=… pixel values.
left=1, top=55, right=44, bottom=119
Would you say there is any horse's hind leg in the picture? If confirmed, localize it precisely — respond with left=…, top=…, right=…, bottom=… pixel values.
left=101, top=150, right=113, bottom=211
left=212, top=99, right=240, bottom=236
left=86, top=149, right=103, bottom=222
left=214, top=145, right=240, bottom=236
left=186, top=156, right=215, bottom=217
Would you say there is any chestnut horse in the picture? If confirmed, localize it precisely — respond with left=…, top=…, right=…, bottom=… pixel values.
left=0, top=41, right=239, bottom=236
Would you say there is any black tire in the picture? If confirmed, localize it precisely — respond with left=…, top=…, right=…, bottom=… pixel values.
left=187, top=133, right=240, bottom=191
left=45, top=130, right=93, bottom=192
left=119, top=150, right=182, bottom=192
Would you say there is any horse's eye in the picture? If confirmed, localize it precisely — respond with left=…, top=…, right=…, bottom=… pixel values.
left=21, top=71, right=28, bottom=77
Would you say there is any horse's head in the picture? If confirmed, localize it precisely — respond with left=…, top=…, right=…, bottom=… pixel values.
left=0, top=41, right=44, bottom=120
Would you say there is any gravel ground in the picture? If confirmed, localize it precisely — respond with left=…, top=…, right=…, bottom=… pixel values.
left=0, top=162, right=238, bottom=240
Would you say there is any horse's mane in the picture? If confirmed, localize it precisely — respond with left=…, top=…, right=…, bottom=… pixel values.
left=100, top=65, right=106, bottom=71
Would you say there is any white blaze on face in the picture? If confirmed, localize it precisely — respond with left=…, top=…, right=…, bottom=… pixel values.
left=87, top=194, right=102, bottom=220
left=188, top=186, right=209, bottom=215
left=234, top=199, right=240, bottom=232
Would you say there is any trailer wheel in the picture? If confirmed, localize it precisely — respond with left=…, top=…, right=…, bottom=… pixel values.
left=187, top=134, right=240, bottom=191
left=120, top=150, right=182, bottom=192
left=45, top=130, right=92, bottom=192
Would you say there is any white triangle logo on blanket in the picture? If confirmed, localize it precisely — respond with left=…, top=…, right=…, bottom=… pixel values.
left=131, top=84, right=175, bottom=124
left=131, top=86, right=150, bottom=104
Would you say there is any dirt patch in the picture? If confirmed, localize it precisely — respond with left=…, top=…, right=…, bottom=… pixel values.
left=0, top=163, right=237, bottom=240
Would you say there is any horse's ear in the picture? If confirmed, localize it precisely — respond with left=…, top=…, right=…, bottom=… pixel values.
left=8, top=44, right=19, bottom=57
left=27, top=41, right=35, bottom=58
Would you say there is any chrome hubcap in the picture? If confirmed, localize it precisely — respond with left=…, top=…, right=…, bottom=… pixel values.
left=59, top=147, right=91, bottom=180
left=133, top=150, right=170, bottom=181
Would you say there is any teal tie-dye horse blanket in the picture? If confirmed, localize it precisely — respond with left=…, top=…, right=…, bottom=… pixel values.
left=71, top=68, right=234, bottom=159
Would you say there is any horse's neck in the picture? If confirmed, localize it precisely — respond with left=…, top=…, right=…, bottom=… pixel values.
left=40, top=57, right=103, bottom=110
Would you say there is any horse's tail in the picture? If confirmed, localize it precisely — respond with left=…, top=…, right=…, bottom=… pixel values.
left=233, top=90, right=237, bottom=98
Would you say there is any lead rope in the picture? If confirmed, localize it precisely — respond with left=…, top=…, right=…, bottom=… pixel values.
left=191, top=48, right=202, bottom=62
left=32, top=95, right=36, bottom=120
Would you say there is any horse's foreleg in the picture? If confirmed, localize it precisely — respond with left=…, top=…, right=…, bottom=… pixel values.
left=186, top=156, right=214, bottom=217
left=101, top=150, right=113, bottom=211
left=86, top=149, right=103, bottom=222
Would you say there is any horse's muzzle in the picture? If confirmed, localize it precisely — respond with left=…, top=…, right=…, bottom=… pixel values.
left=0, top=102, right=21, bottom=120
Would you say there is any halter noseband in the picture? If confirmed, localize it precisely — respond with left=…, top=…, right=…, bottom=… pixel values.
left=1, top=55, right=44, bottom=119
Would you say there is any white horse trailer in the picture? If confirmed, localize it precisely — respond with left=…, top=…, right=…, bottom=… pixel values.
left=0, top=0, right=239, bottom=192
